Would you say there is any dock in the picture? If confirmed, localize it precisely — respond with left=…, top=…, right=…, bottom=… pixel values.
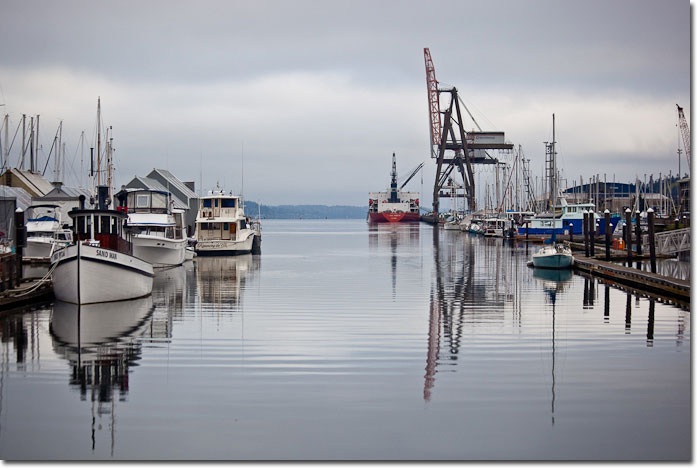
left=0, top=279, right=54, bottom=313
left=572, top=254, right=689, bottom=303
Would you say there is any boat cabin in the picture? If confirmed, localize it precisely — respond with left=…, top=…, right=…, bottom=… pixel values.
left=196, top=191, right=248, bottom=242
left=70, top=209, right=131, bottom=253
left=115, top=189, right=185, bottom=241
left=118, top=189, right=172, bottom=215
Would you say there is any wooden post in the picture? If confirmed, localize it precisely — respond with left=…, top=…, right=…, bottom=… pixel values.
left=568, top=223, right=573, bottom=242
left=588, top=211, right=596, bottom=256
left=625, top=208, right=632, bottom=265
left=604, top=209, right=611, bottom=260
left=14, top=208, right=24, bottom=287
left=635, top=210, right=642, bottom=255
left=583, top=211, right=590, bottom=257
left=647, top=208, right=656, bottom=274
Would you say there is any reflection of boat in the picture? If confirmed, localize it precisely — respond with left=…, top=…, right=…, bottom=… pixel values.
left=532, top=267, right=572, bottom=283
left=50, top=187, right=154, bottom=304
left=196, top=254, right=259, bottom=305
left=50, top=296, right=155, bottom=350
left=531, top=243, right=573, bottom=269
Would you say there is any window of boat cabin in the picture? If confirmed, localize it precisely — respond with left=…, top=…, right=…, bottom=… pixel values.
left=152, top=192, right=167, bottom=211
left=221, top=199, right=236, bottom=208
left=166, top=227, right=174, bottom=239
left=203, top=199, right=212, bottom=208
left=136, top=194, right=150, bottom=209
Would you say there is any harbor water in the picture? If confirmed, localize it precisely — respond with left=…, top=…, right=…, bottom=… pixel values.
left=0, top=220, right=690, bottom=460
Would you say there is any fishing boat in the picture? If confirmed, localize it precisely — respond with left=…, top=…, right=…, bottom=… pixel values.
left=24, top=204, right=73, bottom=259
left=368, top=153, right=422, bottom=223
left=531, top=242, right=574, bottom=269
left=116, top=188, right=187, bottom=267
left=50, top=187, right=154, bottom=304
left=194, top=189, right=258, bottom=256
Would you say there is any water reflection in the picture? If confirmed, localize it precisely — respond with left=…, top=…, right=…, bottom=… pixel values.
left=367, top=222, right=420, bottom=298
left=195, top=255, right=260, bottom=307
left=532, top=267, right=570, bottom=427
left=49, top=297, right=155, bottom=455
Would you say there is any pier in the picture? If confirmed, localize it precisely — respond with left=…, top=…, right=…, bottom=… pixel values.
left=572, top=254, right=689, bottom=303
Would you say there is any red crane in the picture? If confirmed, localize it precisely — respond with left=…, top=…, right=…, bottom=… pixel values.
left=677, top=104, right=690, bottom=170
left=424, top=48, right=441, bottom=151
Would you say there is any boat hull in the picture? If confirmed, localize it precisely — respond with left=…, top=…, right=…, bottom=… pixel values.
left=195, top=232, right=255, bottom=256
left=51, top=244, right=154, bottom=304
left=368, top=212, right=420, bottom=223
left=531, top=253, right=574, bottom=269
left=518, top=216, right=621, bottom=236
left=132, top=235, right=187, bottom=267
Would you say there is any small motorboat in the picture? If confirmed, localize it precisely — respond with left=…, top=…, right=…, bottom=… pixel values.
left=531, top=243, right=573, bottom=269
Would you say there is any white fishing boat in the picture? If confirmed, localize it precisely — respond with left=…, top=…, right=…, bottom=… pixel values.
left=194, top=189, right=258, bottom=256
left=50, top=188, right=154, bottom=304
left=116, top=188, right=187, bottom=268
left=24, top=204, right=73, bottom=259
left=531, top=243, right=574, bottom=269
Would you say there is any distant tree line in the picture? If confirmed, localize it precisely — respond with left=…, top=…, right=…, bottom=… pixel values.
left=242, top=201, right=367, bottom=219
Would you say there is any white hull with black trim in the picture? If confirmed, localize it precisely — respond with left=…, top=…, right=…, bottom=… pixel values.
left=51, top=243, right=154, bottom=304
left=132, top=235, right=187, bottom=267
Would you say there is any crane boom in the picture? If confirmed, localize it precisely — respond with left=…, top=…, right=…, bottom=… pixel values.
left=424, top=48, right=441, bottom=150
left=400, top=161, right=425, bottom=190
left=677, top=104, right=691, bottom=170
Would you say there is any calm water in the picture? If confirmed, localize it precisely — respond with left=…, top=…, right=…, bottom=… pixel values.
left=0, top=220, right=690, bottom=460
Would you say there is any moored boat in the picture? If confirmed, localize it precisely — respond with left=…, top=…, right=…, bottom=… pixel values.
left=531, top=243, right=574, bottom=269
left=24, top=204, right=73, bottom=259
left=368, top=153, right=421, bottom=223
left=50, top=187, right=154, bottom=304
left=194, top=190, right=258, bottom=256
left=116, top=188, right=187, bottom=268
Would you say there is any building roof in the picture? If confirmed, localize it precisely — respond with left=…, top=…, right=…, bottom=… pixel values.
left=124, top=176, right=189, bottom=210
left=0, top=185, right=33, bottom=211
left=147, top=169, right=198, bottom=201
left=2, top=169, right=55, bottom=197
left=39, top=183, right=92, bottom=200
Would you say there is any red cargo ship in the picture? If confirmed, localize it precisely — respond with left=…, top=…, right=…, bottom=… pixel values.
left=368, top=153, right=421, bottom=223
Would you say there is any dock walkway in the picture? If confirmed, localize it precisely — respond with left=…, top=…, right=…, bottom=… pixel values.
left=573, top=255, right=689, bottom=302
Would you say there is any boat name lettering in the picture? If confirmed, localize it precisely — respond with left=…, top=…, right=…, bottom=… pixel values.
left=96, top=249, right=118, bottom=260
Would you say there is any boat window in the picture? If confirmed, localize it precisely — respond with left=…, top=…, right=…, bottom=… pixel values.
left=111, top=217, right=119, bottom=235
left=166, top=227, right=174, bottom=239
left=223, top=223, right=229, bottom=230
left=203, top=199, right=211, bottom=208
left=212, top=223, right=220, bottom=230
left=152, top=192, right=167, bottom=209
left=222, top=199, right=236, bottom=208
left=137, top=194, right=150, bottom=208
left=99, top=216, right=112, bottom=235
left=214, top=199, right=219, bottom=208
left=200, top=223, right=209, bottom=231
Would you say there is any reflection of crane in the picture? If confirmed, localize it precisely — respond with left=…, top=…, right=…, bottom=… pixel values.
left=677, top=104, right=690, bottom=170
left=400, top=161, right=424, bottom=190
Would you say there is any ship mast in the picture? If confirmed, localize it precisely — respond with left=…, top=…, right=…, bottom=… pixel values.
left=389, top=152, right=399, bottom=203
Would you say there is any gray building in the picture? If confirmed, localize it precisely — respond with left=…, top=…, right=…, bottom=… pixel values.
left=125, top=169, right=199, bottom=236
left=0, top=185, right=32, bottom=246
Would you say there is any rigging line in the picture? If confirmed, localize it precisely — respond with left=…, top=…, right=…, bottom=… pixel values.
left=5, top=119, right=22, bottom=170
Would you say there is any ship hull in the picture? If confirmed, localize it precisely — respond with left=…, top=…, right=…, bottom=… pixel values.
left=368, top=212, right=420, bottom=223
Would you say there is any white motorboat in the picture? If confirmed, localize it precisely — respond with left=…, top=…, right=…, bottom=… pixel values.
left=51, top=188, right=154, bottom=304
left=531, top=243, right=574, bottom=269
left=194, top=189, right=259, bottom=256
left=116, top=189, right=187, bottom=268
left=24, top=204, right=73, bottom=259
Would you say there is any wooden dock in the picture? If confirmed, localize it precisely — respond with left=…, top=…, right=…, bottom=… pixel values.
left=573, top=254, right=690, bottom=303
left=0, top=279, right=54, bottom=313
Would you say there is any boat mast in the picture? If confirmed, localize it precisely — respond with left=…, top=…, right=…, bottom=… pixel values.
left=97, top=97, right=101, bottom=186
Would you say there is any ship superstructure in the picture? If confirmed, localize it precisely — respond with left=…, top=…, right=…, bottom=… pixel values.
left=368, top=153, right=422, bottom=223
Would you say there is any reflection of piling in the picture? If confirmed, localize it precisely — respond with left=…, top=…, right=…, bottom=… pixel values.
left=647, top=209, right=656, bottom=274
left=583, top=211, right=590, bottom=257
left=603, top=285, right=610, bottom=322
left=625, top=293, right=632, bottom=334
left=604, top=209, right=611, bottom=261
left=646, top=299, right=655, bottom=347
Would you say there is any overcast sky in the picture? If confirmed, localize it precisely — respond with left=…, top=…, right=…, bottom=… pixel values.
left=0, top=0, right=691, bottom=206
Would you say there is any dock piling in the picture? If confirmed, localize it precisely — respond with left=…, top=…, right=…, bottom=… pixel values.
left=625, top=208, right=632, bottom=265
left=635, top=210, right=642, bottom=255
left=14, top=209, right=25, bottom=287
left=604, top=209, right=611, bottom=261
left=588, top=211, right=595, bottom=256
left=647, top=208, right=656, bottom=274
left=583, top=211, right=590, bottom=257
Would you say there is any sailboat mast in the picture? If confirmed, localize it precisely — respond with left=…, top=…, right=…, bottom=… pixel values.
left=97, top=97, right=101, bottom=186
